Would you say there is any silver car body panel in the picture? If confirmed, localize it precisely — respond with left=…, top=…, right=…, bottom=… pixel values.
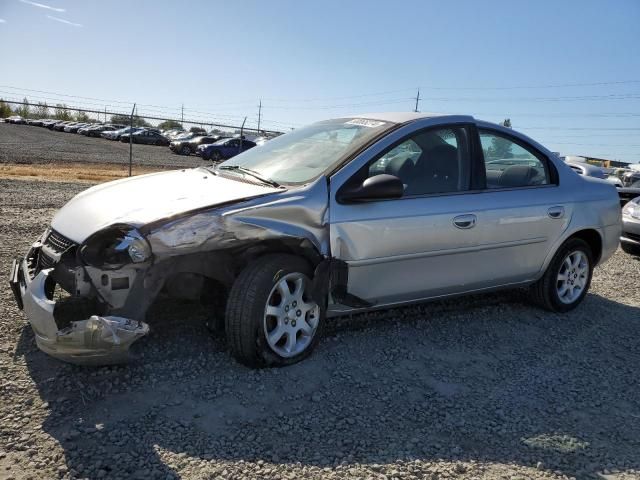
left=328, top=117, right=620, bottom=309
left=51, top=168, right=280, bottom=244
left=14, top=113, right=621, bottom=363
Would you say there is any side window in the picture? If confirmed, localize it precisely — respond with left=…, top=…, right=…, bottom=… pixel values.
left=366, top=126, right=471, bottom=196
left=480, top=130, right=550, bottom=189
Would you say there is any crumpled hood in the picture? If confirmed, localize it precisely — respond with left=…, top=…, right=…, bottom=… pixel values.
left=51, top=168, right=279, bottom=243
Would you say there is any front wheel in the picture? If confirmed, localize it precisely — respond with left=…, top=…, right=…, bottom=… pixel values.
left=225, top=254, right=323, bottom=368
left=530, top=238, right=593, bottom=312
left=211, top=151, right=222, bottom=162
left=180, top=146, right=191, bottom=155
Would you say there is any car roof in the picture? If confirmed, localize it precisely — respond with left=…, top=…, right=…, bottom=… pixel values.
left=355, top=112, right=473, bottom=124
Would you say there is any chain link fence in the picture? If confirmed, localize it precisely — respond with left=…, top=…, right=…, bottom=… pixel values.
left=0, top=100, right=284, bottom=182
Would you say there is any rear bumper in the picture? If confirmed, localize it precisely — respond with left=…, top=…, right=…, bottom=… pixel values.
left=10, top=252, right=149, bottom=365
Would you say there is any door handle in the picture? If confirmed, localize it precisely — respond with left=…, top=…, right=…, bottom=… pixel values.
left=452, top=214, right=477, bottom=229
left=548, top=206, right=565, bottom=219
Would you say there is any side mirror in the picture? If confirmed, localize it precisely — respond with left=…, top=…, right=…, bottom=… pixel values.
left=338, top=174, right=404, bottom=203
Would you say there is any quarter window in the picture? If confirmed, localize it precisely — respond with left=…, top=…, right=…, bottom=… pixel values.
left=480, top=131, right=550, bottom=188
left=366, top=127, right=471, bottom=196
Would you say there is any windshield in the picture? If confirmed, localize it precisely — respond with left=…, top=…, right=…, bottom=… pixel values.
left=219, top=118, right=392, bottom=184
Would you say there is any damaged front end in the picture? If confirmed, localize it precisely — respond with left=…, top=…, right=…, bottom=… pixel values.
left=11, top=228, right=150, bottom=365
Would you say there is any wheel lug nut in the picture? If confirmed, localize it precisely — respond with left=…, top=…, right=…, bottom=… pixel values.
left=296, top=310, right=301, bottom=317
left=285, top=306, right=289, bottom=312
left=292, top=301, right=297, bottom=307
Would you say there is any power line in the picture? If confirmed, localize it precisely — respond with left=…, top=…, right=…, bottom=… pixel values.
left=416, top=79, right=640, bottom=91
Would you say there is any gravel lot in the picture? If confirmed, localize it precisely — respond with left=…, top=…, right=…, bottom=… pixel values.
left=1, top=177, right=639, bottom=480
left=0, top=123, right=206, bottom=168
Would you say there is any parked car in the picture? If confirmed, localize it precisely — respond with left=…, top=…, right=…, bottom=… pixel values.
left=120, top=130, right=170, bottom=146
left=617, top=180, right=640, bottom=206
left=41, top=119, right=59, bottom=128
left=83, top=125, right=115, bottom=137
left=10, top=113, right=621, bottom=367
left=621, top=197, right=640, bottom=255
left=170, top=135, right=221, bottom=155
left=64, top=123, right=90, bottom=133
left=53, top=121, right=74, bottom=131
left=78, top=125, right=98, bottom=135
left=6, top=115, right=25, bottom=124
left=196, top=138, right=256, bottom=161
left=102, top=127, right=141, bottom=140
left=565, top=161, right=606, bottom=179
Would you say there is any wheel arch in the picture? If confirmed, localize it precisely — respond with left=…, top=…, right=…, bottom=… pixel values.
left=566, top=228, right=603, bottom=264
left=540, top=227, right=604, bottom=279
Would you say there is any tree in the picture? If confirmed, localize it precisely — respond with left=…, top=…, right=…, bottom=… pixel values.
left=109, top=114, right=151, bottom=127
left=75, top=111, right=91, bottom=122
left=488, top=136, right=513, bottom=159
left=54, top=104, right=72, bottom=121
left=190, top=126, right=207, bottom=134
left=0, top=99, right=13, bottom=118
left=502, top=118, right=512, bottom=128
left=15, top=97, right=30, bottom=118
left=34, top=102, right=49, bottom=119
left=157, top=119, right=183, bottom=130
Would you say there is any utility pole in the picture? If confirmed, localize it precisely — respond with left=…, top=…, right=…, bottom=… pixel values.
left=104, top=106, right=107, bottom=123
left=181, top=104, right=184, bottom=123
left=257, top=99, right=262, bottom=133
left=414, top=88, right=420, bottom=113
left=129, top=103, right=136, bottom=177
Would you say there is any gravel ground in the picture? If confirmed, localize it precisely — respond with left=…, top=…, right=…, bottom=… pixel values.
left=0, top=123, right=207, bottom=168
left=1, top=177, right=639, bottom=480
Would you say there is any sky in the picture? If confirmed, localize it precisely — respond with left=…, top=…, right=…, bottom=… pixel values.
left=0, top=0, right=639, bottom=162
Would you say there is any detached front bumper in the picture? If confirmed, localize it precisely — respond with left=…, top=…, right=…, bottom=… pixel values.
left=9, top=255, right=149, bottom=365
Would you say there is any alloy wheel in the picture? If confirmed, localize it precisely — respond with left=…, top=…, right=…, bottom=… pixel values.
left=556, top=250, right=589, bottom=304
left=263, top=272, right=320, bottom=358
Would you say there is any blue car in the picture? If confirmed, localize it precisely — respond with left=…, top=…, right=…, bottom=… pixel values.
left=197, top=138, right=256, bottom=161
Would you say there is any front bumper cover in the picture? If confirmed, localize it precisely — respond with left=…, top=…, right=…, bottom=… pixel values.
left=11, top=255, right=149, bottom=365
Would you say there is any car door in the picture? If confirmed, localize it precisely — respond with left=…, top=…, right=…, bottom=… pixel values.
left=329, top=122, right=489, bottom=307
left=468, top=126, right=572, bottom=284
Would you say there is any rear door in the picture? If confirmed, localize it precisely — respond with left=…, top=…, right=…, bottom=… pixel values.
left=469, top=127, right=571, bottom=283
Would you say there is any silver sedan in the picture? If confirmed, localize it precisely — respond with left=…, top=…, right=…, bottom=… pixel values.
left=11, top=112, right=621, bottom=367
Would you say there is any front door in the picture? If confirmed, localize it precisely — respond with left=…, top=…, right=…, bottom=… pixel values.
left=330, top=124, right=485, bottom=306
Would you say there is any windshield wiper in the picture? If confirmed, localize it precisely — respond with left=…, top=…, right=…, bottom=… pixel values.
left=217, top=165, right=281, bottom=188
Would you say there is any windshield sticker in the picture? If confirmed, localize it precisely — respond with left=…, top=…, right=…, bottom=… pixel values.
left=345, top=119, right=386, bottom=128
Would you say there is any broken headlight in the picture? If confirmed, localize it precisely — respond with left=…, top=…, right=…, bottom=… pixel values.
left=80, top=225, right=152, bottom=270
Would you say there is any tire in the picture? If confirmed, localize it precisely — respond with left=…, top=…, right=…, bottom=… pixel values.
left=621, top=242, right=640, bottom=256
left=530, top=238, right=593, bottom=313
left=225, top=254, right=324, bottom=368
left=211, top=151, right=222, bottom=162
left=180, top=146, right=191, bottom=156
left=155, top=140, right=162, bottom=146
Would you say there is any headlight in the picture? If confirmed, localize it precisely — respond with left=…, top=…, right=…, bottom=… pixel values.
left=622, top=200, right=640, bottom=219
left=80, top=225, right=152, bottom=269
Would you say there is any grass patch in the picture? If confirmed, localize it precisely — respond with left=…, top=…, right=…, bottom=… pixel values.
left=0, top=162, right=174, bottom=183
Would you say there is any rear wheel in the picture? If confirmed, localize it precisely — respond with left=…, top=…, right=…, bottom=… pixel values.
left=530, top=238, right=593, bottom=312
left=211, top=151, right=222, bottom=162
left=225, top=254, right=323, bottom=368
left=180, top=145, right=191, bottom=155
left=621, top=242, right=640, bottom=256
